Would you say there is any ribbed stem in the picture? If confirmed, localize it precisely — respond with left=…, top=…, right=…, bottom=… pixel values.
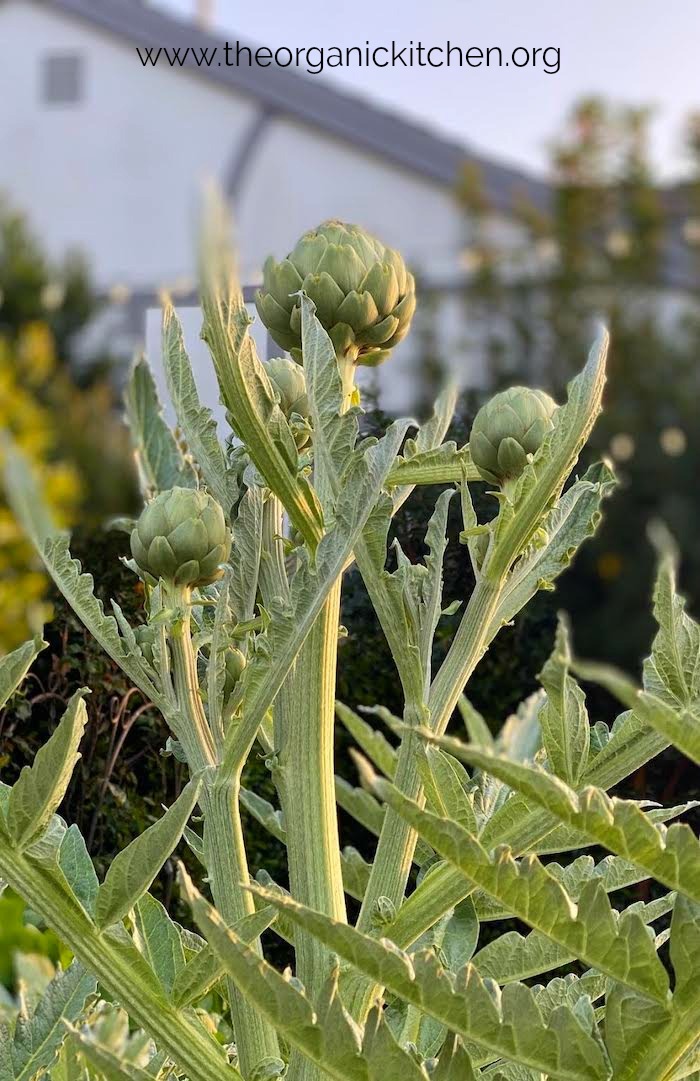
left=168, top=595, right=280, bottom=1078
left=0, top=845, right=235, bottom=1081
left=348, top=577, right=503, bottom=1021
left=274, top=581, right=347, bottom=1081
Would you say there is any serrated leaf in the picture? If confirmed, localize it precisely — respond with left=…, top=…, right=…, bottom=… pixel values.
left=95, top=780, right=201, bottom=929
left=132, top=893, right=186, bottom=997
left=2, top=447, right=162, bottom=706
left=230, top=485, right=263, bottom=625
left=376, top=779, right=670, bottom=1001
left=643, top=526, right=700, bottom=709
left=432, top=1034, right=478, bottom=1080
left=0, top=637, right=46, bottom=712
left=7, top=691, right=88, bottom=849
left=0, top=962, right=96, bottom=1081
left=386, top=443, right=477, bottom=490
left=179, top=865, right=428, bottom=1081
left=426, top=738, right=700, bottom=903
left=299, top=293, right=359, bottom=503
left=58, top=824, right=99, bottom=916
left=472, top=892, right=674, bottom=983
left=199, top=192, right=324, bottom=552
left=161, top=301, right=237, bottom=509
left=335, top=703, right=398, bottom=779
left=416, top=744, right=478, bottom=835
left=490, top=461, right=616, bottom=631
left=538, top=619, right=590, bottom=784
left=124, top=355, right=197, bottom=494
left=250, top=885, right=609, bottom=1080
left=171, top=905, right=276, bottom=1007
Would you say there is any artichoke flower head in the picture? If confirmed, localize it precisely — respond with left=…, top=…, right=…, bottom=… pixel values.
left=255, top=220, right=416, bottom=368
left=470, top=386, right=558, bottom=488
left=130, top=487, right=231, bottom=589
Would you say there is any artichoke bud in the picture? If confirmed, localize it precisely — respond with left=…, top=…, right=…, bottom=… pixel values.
left=224, top=647, right=247, bottom=700
left=255, top=220, right=416, bottom=367
left=130, top=487, right=231, bottom=589
left=470, top=387, right=558, bottom=487
left=265, top=357, right=311, bottom=449
left=135, top=623, right=156, bottom=665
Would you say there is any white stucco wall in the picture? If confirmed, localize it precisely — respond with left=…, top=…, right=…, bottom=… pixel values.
left=0, top=0, right=507, bottom=404
left=0, top=0, right=257, bottom=287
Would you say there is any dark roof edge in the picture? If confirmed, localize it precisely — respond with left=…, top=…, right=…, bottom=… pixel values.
left=30, top=0, right=551, bottom=212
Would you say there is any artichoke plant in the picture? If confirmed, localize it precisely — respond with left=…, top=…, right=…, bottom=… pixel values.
left=470, top=385, right=558, bottom=486
left=130, top=486, right=231, bottom=588
left=255, top=220, right=416, bottom=367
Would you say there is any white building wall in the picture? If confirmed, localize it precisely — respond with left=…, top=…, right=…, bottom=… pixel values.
left=0, top=0, right=512, bottom=406
left=0, top=0, right=257, bottom=288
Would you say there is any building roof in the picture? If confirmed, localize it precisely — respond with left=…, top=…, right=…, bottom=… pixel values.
left=24, top=0, right=551, bottom=214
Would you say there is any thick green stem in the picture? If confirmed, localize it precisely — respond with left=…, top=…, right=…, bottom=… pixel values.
left=168, top=596, right=280, bottom=1078
left=0, top=844, right=235, bottom=1081
left=348, top=577, right=503, bottom=1020
left=274, top=581, right=347, bottom=1081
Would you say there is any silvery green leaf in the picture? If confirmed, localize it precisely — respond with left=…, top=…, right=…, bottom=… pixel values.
left=0, top=637, right=46, bottom=712
left=171, top=905, right=275, bottom=1008
left=239, top=788, right=286, bottom=842
left=604, top=897, right=700, bottom=1081
left=68, top=1025, right=155, bottom=1081
left=180, top=866, right=428, bottom=1081
left=124, top=355, right=197, bottom=495
left=58, top=825, right=99, bottom=917
left=490, top=461, right=616, bottom=631
left=431, top=1035, right=478, bottom=1080
left=457, top=697, right=494, bottom=747
left=387, top=442, right=476, bottom=492
left=199, top=194, right=324, bottom=551
left=7, top=691, right=88, bottom=849
left=2, top=447, right=163, bottom=706
left=132, top=893, right=186, bottom=998
left=537, top=618, right=590, bottom=785
left=340, top=847, right=372, bottom=902
left=222, top=416, right=410, bottom=772
left=251, top=884, right=609, bottom=1080
left=376, top=779, right=669, bottom=1001
left=95, top=780, right=201, bottom=929
left=389, top=385, right=459, bottom=512
left=335, top=702, right=398, bottom=779
left=416, top=745, right=477, bottom=836
left=0, top=962, right=96, bottom=1081
left=162, top=301, right=238, bottom=510
left=426, top=739, right=700, bottom=904
left=472, top=892, right=674, bottom=984
left=299, top=293, right=358, bottom=501
left=230, top=486, right=263, bottom=626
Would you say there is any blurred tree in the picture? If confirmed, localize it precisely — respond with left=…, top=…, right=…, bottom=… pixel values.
left=0, top=200, right=139, bottom=652
left=447, top=99, right=700, bottom=671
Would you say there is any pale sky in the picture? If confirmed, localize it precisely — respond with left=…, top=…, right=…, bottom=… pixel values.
left=160, top=0, right=699, bottom=182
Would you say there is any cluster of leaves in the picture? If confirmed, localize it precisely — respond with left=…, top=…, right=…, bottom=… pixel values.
left=0, top=201, right=697, bottom=1081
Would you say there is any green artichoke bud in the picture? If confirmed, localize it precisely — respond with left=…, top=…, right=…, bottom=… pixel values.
left=265, top=357, right=311, bottom=449
left=470, top=386, right=558, bottom=486
left=130, top=487, right=231, bottom=588
left=135, top=623, right=156, bottom=665
left=224, top=647, right=247, bottom=700
left=255, top=220, right=416, bottom=366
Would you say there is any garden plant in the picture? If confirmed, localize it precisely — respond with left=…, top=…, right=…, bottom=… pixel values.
left=0, top=202, right=699, bottom=1081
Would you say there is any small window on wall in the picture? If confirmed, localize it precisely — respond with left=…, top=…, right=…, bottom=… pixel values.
left=41, top=53, right=84, bottom=105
